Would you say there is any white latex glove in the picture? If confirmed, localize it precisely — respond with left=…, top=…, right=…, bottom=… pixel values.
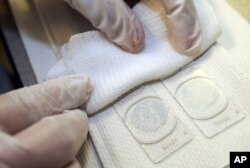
left=65, top=0, right=202, bottom=56
left=0, top=74, right=93, bottom=168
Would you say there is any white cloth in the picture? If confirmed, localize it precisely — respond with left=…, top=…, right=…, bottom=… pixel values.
left=46, top=0, right=220, bottom=115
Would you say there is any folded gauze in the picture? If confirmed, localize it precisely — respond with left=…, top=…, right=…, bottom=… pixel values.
left=47, top=0, right=221, bottom=115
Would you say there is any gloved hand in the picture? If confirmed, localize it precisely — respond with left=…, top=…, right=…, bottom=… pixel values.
left=0, top=74, right=93, bottom=168
left=65, top=0, right=202, bottom=56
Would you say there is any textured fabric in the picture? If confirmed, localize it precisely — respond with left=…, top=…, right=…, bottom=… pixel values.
left=46, top=0, right=221, bottom=115
left=77, top=136, right=102, bottom=168
left=89, top=44, right=250, bottom=168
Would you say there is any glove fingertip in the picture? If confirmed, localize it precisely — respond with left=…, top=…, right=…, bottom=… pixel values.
left=119, top=16, right=145, bottom=53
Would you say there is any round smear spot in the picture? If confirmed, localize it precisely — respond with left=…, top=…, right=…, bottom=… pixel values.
left=131, top=99, right=168, bottom=132
left=176, top=78, right=229, bottom=120
left=125, top=98, right=177, bottom=144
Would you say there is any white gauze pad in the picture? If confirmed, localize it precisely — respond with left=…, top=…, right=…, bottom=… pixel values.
left=46, top=0, right=221, bottom=115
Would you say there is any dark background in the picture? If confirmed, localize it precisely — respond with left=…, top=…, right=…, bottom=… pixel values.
left=0, top=0, right=24, bottom=94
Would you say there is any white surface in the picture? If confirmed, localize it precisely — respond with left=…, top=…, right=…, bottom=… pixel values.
left=208, top=0, right=250, bottom=76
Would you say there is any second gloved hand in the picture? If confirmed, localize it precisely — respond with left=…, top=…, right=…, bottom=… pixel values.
left=65, top=0, right=145, bottom=53
left=65, top=0, right=202, bottom=56
left=0, top=74, right=92, bottom=168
